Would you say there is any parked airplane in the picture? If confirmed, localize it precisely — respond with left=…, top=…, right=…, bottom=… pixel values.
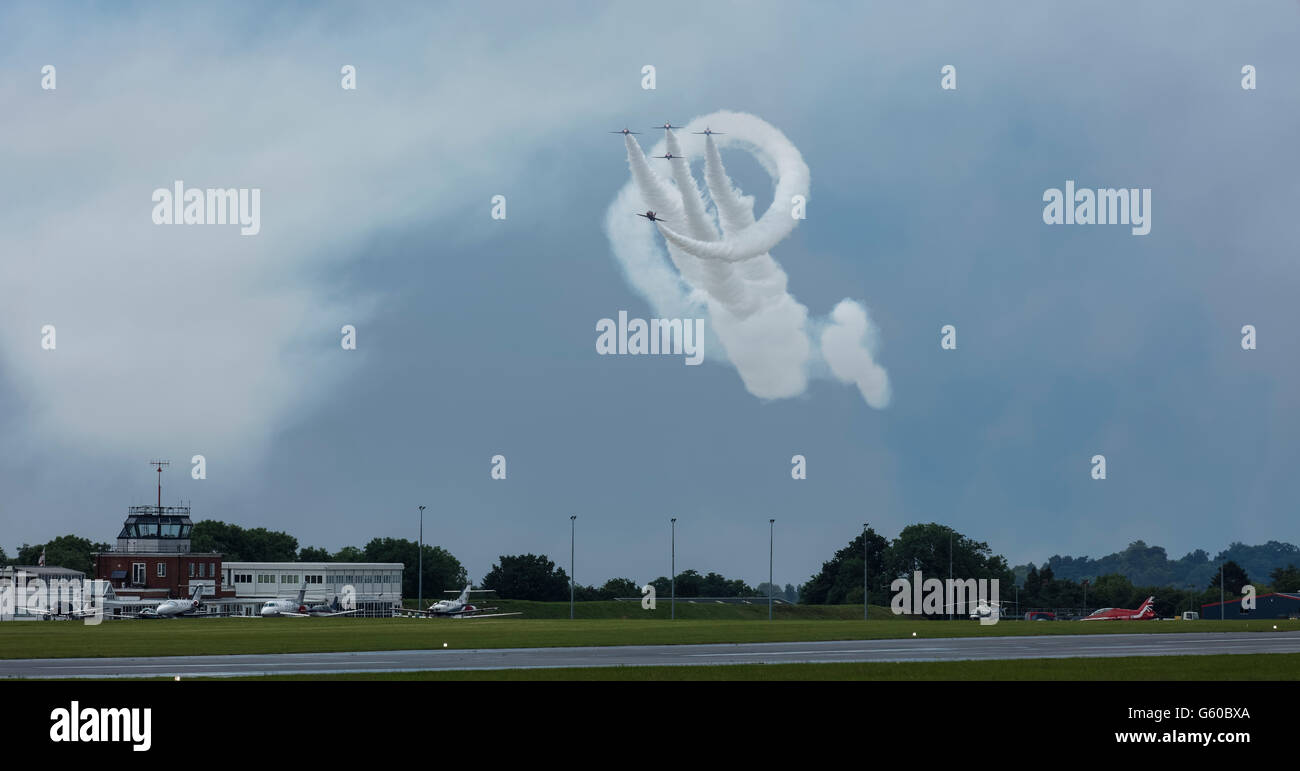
left=259, top=584, right=314, bottom=617
left=14, top=600, right=100, bottom=620
left=278, top=595, right=358, bottom=618
left=636, top=211, right=666, bottom=222
left=396, top=584, right=521, bottom=619
left=1080, top=596, right=1157, bottom=621
left=124, top=584, right=218, bottom=619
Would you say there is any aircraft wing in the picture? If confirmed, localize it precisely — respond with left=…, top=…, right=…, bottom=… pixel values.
left=454, top=611, right=522, bottom=619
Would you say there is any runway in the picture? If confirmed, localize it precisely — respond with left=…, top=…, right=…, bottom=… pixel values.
left=4, top=631, right=1300, bottom=678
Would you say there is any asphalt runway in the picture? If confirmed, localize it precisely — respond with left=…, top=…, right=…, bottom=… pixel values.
left=4, top=631, right=1300, bottom=678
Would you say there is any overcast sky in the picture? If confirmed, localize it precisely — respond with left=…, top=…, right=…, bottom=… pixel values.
left=2, top=2, right=1297, bottom=590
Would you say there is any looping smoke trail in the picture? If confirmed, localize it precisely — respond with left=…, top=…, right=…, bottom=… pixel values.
left=604, top=110, right=890, bottom=408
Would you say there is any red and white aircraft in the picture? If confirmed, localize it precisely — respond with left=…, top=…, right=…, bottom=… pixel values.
left=1080, top=596, right=1156, bottom=621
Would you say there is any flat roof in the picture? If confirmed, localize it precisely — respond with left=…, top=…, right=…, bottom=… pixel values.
left=224, top=562, right=403, bottom=569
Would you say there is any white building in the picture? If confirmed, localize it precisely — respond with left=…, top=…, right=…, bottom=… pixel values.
left=221, top=561, right=404, bottom=618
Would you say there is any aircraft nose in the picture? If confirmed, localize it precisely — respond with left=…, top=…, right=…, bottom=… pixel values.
left=260, top=607, right=274, bottom=617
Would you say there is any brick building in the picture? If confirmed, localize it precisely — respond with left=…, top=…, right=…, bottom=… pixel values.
left=93, top=503, right=235, bottom=602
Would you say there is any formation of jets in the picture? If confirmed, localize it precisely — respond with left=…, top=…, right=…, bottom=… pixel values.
left=395, top=584, right=522, bottom=619
left=612, top=122, right=721, bottom=224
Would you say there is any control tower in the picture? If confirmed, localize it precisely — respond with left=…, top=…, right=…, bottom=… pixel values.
left=115, top=460, right=194, bottom=553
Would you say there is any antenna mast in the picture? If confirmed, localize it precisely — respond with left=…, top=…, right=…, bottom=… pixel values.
left=149, top=459, right=170, bottom=509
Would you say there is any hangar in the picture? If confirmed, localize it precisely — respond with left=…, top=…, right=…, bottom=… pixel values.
left=222, top=561, right=404, bottom=617
left=1201, top=592, right=1300, bottom=620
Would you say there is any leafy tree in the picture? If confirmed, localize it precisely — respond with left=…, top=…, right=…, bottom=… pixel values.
left=1208, top=560, right=1250, bottom=596
left=700, top=571, right=753, bottom=597
left=362, top=537, right=465, bottom=601
left=1088, top=573, right=1136, bottom=608
left=799, top=526, right=890, bottom=605
left=886, top=523, right=1012, bottom=585
left=298, top=546, right=332, bottom=562
left=482, top=553, right=570, bottom=601
left=14, top=535, right=109, bottom=576
left=783, top=583, right=799, bottom=603
left=598, top=577, right=641, bottom=599
left=1269, top=564, right=1300, bottom=592
left=333, top=546, right=365, bottom=562
left=671, top=569, right=703, bottom=597
left=190, top=521, right=297, bottom=561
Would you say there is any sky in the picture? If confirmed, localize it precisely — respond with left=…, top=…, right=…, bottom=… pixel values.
left=1, top=2, right=1297, bottom=591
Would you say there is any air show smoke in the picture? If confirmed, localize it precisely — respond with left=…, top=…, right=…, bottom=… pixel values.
left=604, top=110, right=890, bottom=408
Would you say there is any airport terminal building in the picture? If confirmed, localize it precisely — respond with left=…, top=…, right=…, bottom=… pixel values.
left=87, top=481, right=403, bottom=618
left=222, top=561, right=404, bottom=618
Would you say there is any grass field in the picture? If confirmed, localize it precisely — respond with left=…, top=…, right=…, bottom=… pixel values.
left=2, top=606, right=1297, bottom=660
left=197, top=652, right=1300, bottom=681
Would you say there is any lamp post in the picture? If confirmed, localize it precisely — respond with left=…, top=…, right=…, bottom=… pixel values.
left=768, top=519, right=775, bottom=621
left=570, top=515, right=576, bottom=620
left=1220, top=563, right=1224, bottom=620
left=418, top=505, right=426, bottom=611
left=671, top=517, right=677, bottom=621
left=948, top=530, right=953, bottom=620
left=863, top=523, right=869, bottom=621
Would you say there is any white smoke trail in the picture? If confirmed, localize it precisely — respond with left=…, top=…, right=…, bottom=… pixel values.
left=603, top=110, right=890, bottom=408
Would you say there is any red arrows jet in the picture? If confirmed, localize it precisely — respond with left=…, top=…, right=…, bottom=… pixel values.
left=1080, top=596, right=1156, bottom=620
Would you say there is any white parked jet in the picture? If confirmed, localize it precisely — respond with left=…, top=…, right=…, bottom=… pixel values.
left=123, top=584, right=217, bottom=619
left=397, top=584, right=521, bottom=619
left=259, top=585, right=358, bottom=617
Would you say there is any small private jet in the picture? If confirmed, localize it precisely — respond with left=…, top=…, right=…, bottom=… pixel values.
left=124, top=584, right=220, bottom=619
left=396, top=585, right=521, bottom=619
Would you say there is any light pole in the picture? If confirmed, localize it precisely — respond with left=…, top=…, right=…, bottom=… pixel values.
left=671, top=517, right=677, bottom=620
left=418, top=505, right=426, bottom=611
left=768, top=519, right=775, bottom=621
left=863, top=523, right=869, bottom=620
left=570, top=515, right=576, bottom=620
left=948, top=530, right=953, bottom=620
left=1220, top=563, right=1224, bottom=620
left=1082, top=579, right=1088, bottom=615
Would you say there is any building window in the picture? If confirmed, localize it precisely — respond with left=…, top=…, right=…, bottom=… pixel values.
left=209, top=562, right=215, bottom=578
left=189, top=563, right=195, bottom=578
left=156, top=563, right=166, bottom=578
left=132, top=563, right=145, bottom=584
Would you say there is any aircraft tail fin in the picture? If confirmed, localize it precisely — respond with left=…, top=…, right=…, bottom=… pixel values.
left=459, top=584, right=472, bottom=604
left=189, top=583, right=204, bottom=601
left=1137, top=596, right=1155, bottom=616
left=296, top=583, right=307, bottom=605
